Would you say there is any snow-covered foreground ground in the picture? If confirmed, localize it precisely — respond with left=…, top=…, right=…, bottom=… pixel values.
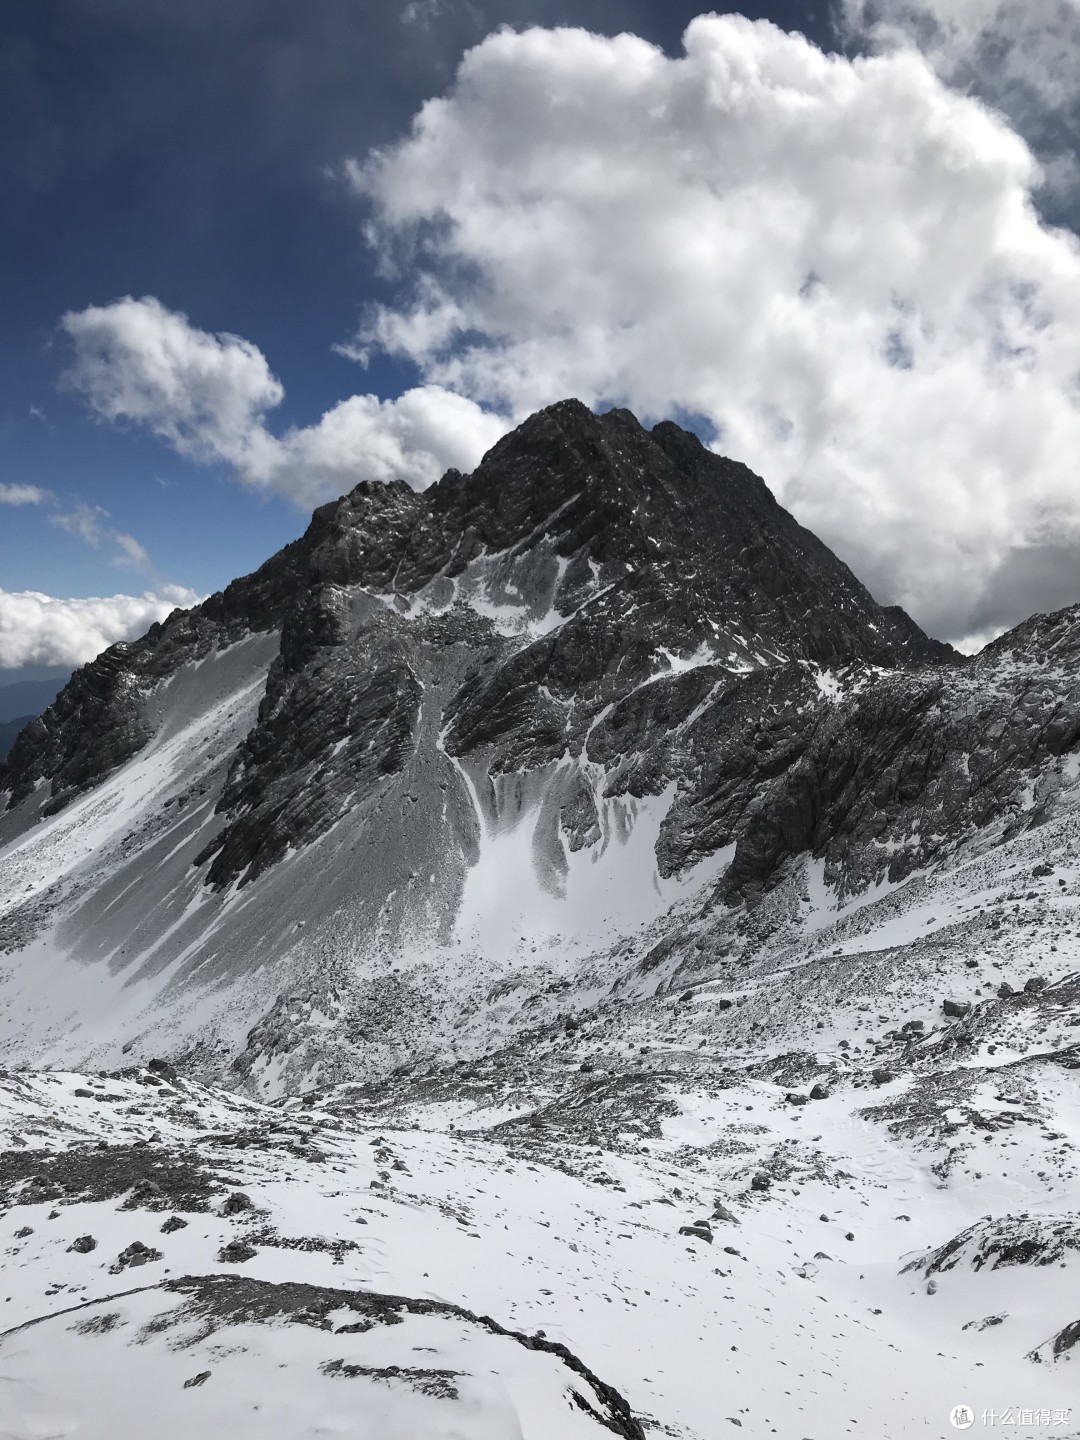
left=1, top=1051, right=1077, bottom=1440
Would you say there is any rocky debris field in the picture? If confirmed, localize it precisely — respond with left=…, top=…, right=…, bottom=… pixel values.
left=1, top=925, right=1078, bottom=1440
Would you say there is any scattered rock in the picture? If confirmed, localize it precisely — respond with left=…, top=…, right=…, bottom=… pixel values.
left=872, top=1068, right=894, bottom=1085
left=161, top=1215, right=188, bottom=1234
left=1025, top=976, right=1048, bottom=994
left=711, top=1204, right=739, bottom=1225
left=183, top=1371, right=212, bottom=1389
left=221, top=1191, right=255, bottom=1216
left=120, top=1178, right=164, bottom=1211
left=67, top=1234, right=97, bottom=1253
left=963, top=1314, right=1007, bottom=1332
left=750, top=1173, right=771, bottom=1192
left=809, top=1083, right=830, bottom=1100
left=14, top=1225, right=33, bottom=1238
left=110, top=1240, right=163, bottom=1273
left=218, top=1239, right=257, bottom=1264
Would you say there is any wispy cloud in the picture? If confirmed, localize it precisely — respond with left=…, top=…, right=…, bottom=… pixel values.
left=0, top=483, right=48, bottom=506
left=50, top=502, right=153, bottom=570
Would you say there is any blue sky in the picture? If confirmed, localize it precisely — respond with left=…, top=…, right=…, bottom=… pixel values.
left=3, top=0, right=1080, bottom=676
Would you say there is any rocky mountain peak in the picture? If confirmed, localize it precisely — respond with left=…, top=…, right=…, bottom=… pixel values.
left=1, top=401, right=952, bottom=838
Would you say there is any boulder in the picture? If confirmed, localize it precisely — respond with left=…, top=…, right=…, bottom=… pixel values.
left=942, top=999, right=972, bottom=1018
left=679, top=1224, right=713, bottom=1244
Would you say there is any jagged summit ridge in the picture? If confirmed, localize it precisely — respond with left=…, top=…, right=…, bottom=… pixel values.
left=1, top=399, right=945, bottom=818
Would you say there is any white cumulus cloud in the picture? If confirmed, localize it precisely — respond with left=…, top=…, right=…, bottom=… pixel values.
left=840, top=0, right=1080, bottom=199
left=0, top=587, right=202, bottom=670
left=61, top=295, right=285, bottom=475
left=61, top=297, right=506, bottom=507
left=339, top=15, right=1080, bottom=643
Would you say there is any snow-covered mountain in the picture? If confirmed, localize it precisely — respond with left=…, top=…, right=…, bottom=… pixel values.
left=1, top=400, right=1078, bottom=1438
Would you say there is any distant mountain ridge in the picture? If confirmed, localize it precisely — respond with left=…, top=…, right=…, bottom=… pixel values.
left=0, top=675, right=68, bottom=723
left=0, top=675, right=69, bottom=759
left=0, top=715, right=34, bottom=760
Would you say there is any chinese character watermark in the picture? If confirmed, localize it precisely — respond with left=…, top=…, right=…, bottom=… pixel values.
left=952, top=1405, right=1074, bottom=1428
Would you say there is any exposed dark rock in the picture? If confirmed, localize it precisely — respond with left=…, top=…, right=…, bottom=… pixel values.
left=962, top=1313, right=1007, bottom=1332
left=218, top=1239, right=258, bottom=1263
left=221, top=1191, right=254, bottom=1216
left=942, top=999, right=972, bottom=1019
left=1028, top=1319, right=1080, bottom=1363
left=159, top=1273, right=647, bottom=1438
left=905, top=1215, right=1080, bottom=1278
left=679, top=1224, right=714, bottom=1243
left=110, top=1240, right=163, bottom=1272
left=0, top=1141, right=219, bottom=1213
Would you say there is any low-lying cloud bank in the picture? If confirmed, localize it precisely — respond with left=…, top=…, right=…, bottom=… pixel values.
left=0, top=587, right=201, bottom=670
